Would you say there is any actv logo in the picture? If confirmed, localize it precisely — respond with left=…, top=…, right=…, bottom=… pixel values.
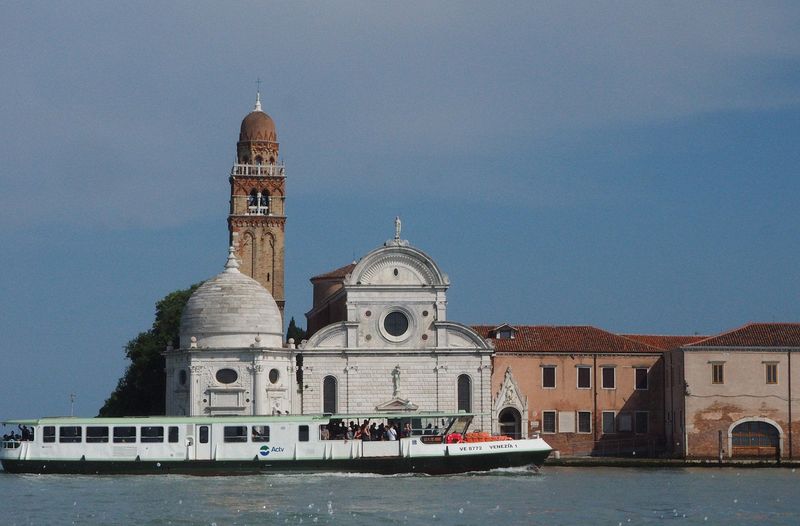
left=259, top=445, right=270, bottom=457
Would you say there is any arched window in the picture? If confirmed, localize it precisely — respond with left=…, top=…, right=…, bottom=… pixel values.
left=457, top=374, right=472, bottom=412
left=323, top=376, right=337, bottom=414
left=732, top=420, right=780, bottom=457
left=255, top=155, right=263, bottom=165
left=247, top=189, right=258, bottom=208
left=259, top=189, right=269, bottom=213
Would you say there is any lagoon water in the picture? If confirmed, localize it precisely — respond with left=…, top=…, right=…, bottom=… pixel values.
left=1, top=466, right=798, bottom=525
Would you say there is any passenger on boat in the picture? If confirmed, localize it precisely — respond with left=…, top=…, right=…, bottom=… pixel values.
left=386, top=423, right=397, bottom=441
left=369, top=422, right=378, bottom=440
left=402, top=422, right=412, bottom=438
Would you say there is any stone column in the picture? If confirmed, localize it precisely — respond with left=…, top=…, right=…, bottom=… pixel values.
left=189, top=365, right=203, bottom=416
left=252, top=363, right=265, bottom=415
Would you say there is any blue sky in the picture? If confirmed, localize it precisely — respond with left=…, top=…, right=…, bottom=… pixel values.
left=1, top=2, right=798, bottom=418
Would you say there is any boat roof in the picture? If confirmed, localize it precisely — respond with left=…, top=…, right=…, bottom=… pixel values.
left=2, top=411, right=478, bottom=426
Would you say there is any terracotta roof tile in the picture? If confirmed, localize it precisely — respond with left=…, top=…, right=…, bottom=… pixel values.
left=621, top=334, right=708, bottom=350
left=310, top=263, right=356, bottom=282
left=472, top=325, right=664, bottom=354
left=686, top=323, right=800, bottom=348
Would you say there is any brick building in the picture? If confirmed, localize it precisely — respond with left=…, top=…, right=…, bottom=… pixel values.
left=673, top=323, right=800, bottom=460
left=475, top=325, right=671, bottom=455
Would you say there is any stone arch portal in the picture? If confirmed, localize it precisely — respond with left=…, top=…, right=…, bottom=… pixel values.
left=499, top=407, right=522, bottom=440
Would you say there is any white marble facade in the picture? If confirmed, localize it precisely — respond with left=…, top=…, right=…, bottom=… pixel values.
left=165, top=249, right=296, bottom=416
left=300, top=229, right=495, bottom=431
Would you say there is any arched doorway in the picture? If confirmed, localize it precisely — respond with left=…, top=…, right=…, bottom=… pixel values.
left=499, top=407, right=522, bottom=439
left=731, top=420, right=780, bottom=458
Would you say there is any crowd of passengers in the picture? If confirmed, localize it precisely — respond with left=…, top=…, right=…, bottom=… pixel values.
left=320, top=420, right=440, bottom=441
left=2, top=425, right=33, bottom=442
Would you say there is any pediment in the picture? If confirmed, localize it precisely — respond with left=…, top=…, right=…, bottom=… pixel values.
left=375, top=397, right=419, bottom=412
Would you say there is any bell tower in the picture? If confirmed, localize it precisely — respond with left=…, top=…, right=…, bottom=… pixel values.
left=228, top=92, right=286, bottom=319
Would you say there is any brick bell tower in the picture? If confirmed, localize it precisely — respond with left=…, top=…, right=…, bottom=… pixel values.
left=228, top=92, right=286, bottom=319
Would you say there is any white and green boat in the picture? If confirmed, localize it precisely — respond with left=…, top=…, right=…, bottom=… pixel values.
left=1, top=412, right=551, bottom=475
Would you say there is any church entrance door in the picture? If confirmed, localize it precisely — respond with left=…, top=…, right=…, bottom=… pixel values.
left=499, top=407, right=522, bottom=439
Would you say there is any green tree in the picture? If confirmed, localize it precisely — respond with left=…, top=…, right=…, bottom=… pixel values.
left=286, top=316, right=307, bottom=343
left=98, top=284, right=199, bottom=417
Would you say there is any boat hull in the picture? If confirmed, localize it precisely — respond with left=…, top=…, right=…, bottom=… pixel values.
left=2, top=449, right=550, bottom=476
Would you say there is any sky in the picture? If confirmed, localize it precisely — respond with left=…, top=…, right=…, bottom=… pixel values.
left=1, top=2, right=798, bottom=419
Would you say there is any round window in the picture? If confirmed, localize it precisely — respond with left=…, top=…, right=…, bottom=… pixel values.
left=216, top=368, right=238, bottom=384
left=268, top=368, right=280, bottom=384
left=384, top=311, right=409, bottom=337
left=178, top=369, right=187, bottom=386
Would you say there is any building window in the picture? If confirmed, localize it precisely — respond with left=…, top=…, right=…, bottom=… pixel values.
left=602, top=367, right=615, bottom=389
left=497, top=329, right=514, bottom=339
left=578, top=411, right=592, bottom=433
left=457, top=374, right=472, bottom=412
left=542, top=411, right=557, bottom=433
left=765, top=363, right=778, bottom=384
left=216, top=368, right=238, bottom=384
left=712, top=363, right=724, bottom=384
left=577, top=366, right=591, bottom=389
left=617, top=413, right=632, bottom=433
left=323, top=376, right=337, bottom=414
left=269, top=369, right=280, bottom=384
left=635, top=368, right=648, bottom=390
left=252, top=425, right=270, bottom=442
left=602, top=411, right=616, bottom=434
left=179, top=369, right=187, bottom=386
left=383, top=311, right=409, bottom=337
left=635, top=412, right=649, bottom=434
left=542, top=366, right=556, bottom=389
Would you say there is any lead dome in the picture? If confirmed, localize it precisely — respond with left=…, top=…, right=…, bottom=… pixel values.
left=180, top=248, right=283, bottom=349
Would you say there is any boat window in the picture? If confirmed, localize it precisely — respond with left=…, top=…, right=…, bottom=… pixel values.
left=445, top=415, right=473, bottom=436
left=86, top=426, right=109, bottom=443
left=59, top=426, right=82, bottom=443
left=224, top=426, right=248, bottom=443
left=43, top=426, right=56, bottom=443
left=199, top=426, right=209, bottom=444
left=252, top=425, right=270, bottom=442
left=168, top=426, right=179, bottom=443
left=298, top=425, right=309, bottom=442
left=141, top=426, right=164, bottom=443
left=113, top=426, right=137, bottom=443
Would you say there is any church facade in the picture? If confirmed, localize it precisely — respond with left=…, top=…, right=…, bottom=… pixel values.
left=300, top=224, right=495, bottom=432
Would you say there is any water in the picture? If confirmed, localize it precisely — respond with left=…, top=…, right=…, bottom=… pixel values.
left=1, top=466, right=798, bottom=525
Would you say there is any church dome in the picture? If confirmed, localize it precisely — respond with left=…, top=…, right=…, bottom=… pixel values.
left=239, top=93, right=277, bottom=142
left=180, top=249, right=283, bottom=349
